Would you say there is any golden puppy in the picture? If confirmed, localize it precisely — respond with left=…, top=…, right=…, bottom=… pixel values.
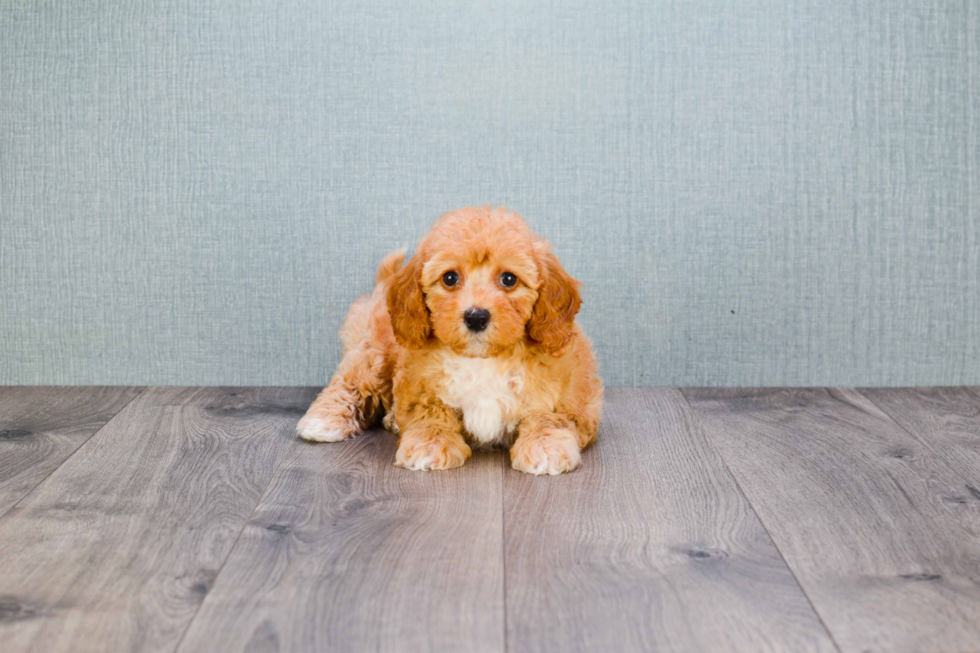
left=297, top=207, right=603, bottom=475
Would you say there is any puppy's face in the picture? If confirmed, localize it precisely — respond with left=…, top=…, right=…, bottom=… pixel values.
left=387, top=208, right=582, bottom=356
left=420, top=234, right=539, bottom=356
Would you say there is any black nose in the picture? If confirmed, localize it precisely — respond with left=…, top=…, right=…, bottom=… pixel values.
left=463, top=308, right=490, bottom=332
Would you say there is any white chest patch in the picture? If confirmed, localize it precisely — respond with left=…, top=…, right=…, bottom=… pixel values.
left=438, top=353, right=524, bottom=447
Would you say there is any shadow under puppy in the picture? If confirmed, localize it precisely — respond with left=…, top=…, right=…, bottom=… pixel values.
left=297, top=207, right=603, bottom=475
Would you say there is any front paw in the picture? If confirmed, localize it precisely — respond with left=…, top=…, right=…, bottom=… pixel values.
left=511, top=428, right=581, bottom=476
left=297, top=414, right=358, bottom=442
left=395, top=431, right=471, bottom=471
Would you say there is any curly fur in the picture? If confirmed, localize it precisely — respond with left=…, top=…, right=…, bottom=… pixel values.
left=297, top=207, right=603, bottom=475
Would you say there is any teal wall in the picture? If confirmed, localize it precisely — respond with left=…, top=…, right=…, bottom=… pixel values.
left=2, top=0, right=978, bottom=386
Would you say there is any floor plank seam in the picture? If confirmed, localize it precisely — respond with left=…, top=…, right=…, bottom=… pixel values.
left=172, top=428, right=303, bottom=653
left=500, top=452, right=509, bottom=653
left=676, top=388, right=846, bottom=653
left=0, top=386, right=148, bottom=523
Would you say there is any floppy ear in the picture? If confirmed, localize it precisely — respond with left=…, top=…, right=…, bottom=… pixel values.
left=386, top=254, right=431, bottom=349
left=527, top=247, right=582, bottom=355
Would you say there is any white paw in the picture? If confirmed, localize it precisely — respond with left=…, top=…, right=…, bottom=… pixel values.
left=511, top=428, right=581, bottom=476
left=296, top=415, right=356, bottom=442
left=395, top=435, right=469, bottom=471
left=397, top=447, right=438, bottom=471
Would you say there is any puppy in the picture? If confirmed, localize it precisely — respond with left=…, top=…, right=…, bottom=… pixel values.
left=297, top=207, right=603, bottom=475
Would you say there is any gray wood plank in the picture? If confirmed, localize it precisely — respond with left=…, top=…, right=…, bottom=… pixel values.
left=0, top=386, right=315, bottom=653
left=177, top=432, right=505, bottom=653
left=860, top=387, right=980, bottom=494
left=0, top=386, right=143, bottom=517
left=504, top=388, right=838, bottom=653
left=683, top=387, right=980, bottom=653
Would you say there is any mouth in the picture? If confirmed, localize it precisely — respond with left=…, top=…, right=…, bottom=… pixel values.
left=464, top=328, right=488, bottom=343
left=456, top=330, right=492, bottom=356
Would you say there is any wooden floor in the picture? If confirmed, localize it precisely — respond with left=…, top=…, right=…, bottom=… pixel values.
left=1, top=387, right=979, bottom=653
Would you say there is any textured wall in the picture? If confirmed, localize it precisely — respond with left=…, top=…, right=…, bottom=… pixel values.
left=1, top=0, right=978, bottom=387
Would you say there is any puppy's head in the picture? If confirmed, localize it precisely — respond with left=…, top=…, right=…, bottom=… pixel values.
left=386, top=207, right=581, bottom=356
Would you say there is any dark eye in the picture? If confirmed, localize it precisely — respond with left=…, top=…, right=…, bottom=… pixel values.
left=442, top=271, right=459, bottom=287
left=500, top=272, right=517, bottom=288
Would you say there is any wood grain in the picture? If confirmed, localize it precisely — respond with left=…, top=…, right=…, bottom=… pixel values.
left=0, top=386, right=143, bottom=517
left=177, top=431, right=505, bottom=653
left=504, top=388, right=837, bottom=653
left=860, top=387, right=980, bottom=494
left=683, top=387, right=980, bottom=653
left=0, top=386, right=315, bottom=653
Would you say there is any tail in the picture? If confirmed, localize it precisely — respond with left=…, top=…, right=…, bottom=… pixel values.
left=375, top=248, right=407, bottom=285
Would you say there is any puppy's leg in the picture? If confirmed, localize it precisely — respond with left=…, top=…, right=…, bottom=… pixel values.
left=512, top=343, right=603, bottom=475
left=511, top=412, right=586, bottom=476
left=394, top=400, right=470, bottom=471
left=297, top=342, right=387, bottom=442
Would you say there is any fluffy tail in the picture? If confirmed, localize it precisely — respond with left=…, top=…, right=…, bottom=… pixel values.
left=375, top=248, right=407, bottom=285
